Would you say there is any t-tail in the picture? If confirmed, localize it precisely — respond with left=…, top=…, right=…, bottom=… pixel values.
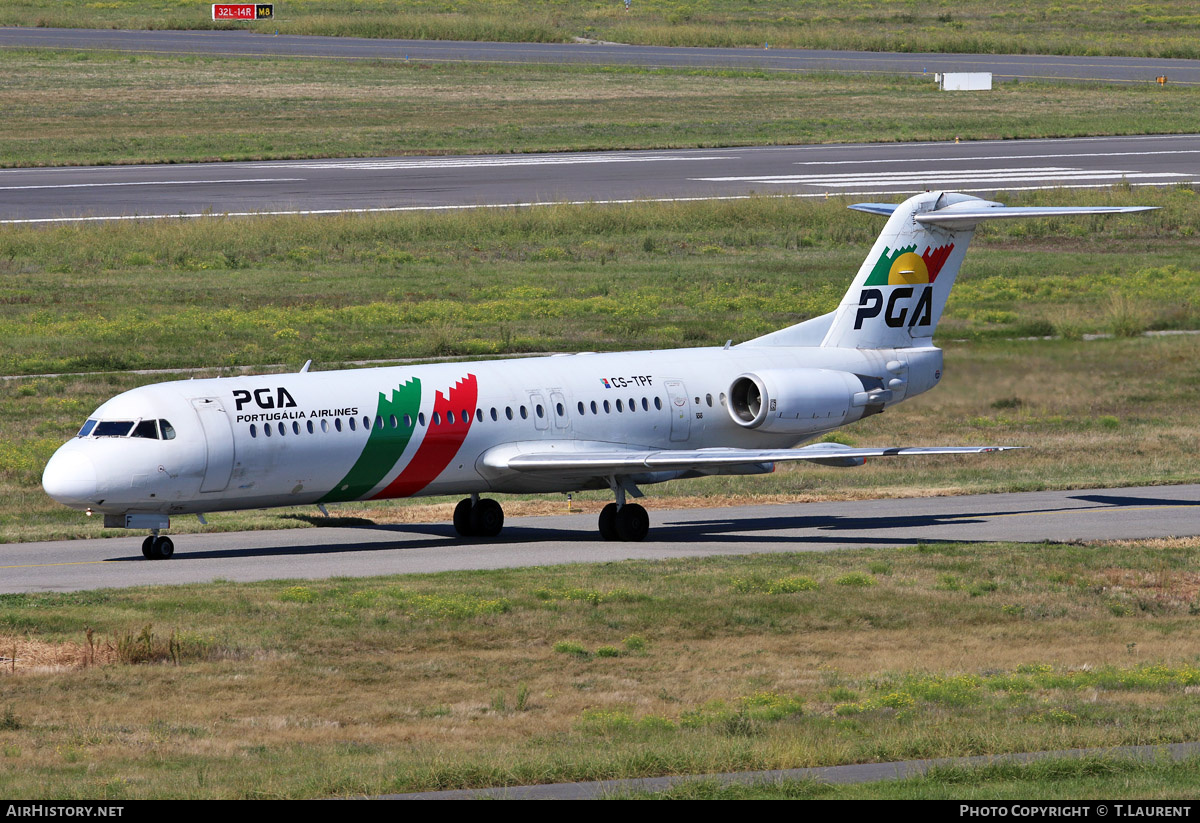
left=813, top=191, right=1155, bottom=350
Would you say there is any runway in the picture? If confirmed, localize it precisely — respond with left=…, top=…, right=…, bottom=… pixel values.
left=4, top=135, right=1200, bottom=224
left=2, top=27, right=1198, bottom=86
left=4, top=484, right=1199, bottom=593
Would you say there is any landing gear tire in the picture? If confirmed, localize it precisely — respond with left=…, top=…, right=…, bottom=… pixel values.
left=143, top=535, right=174, bottom=560
left=453, top=498, right=475, bottom=537
left=598, top=503, right=619, bottom=541
left=470, top=498, right=504, bottom=537
left=615, top=503, right=649, bottom=542
left=453, top=497, right=504, bottom=538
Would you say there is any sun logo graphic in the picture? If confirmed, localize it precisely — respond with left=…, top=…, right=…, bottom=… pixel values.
left=855, top=243, right=955, bottom=330
left=863, top=244, right=954, bottom=286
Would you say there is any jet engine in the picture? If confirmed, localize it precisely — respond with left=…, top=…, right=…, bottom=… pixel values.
left=726, top=368, right=876, bottom=435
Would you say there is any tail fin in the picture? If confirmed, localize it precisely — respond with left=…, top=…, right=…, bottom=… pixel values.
left=818, top=191, right=1154, bottom=350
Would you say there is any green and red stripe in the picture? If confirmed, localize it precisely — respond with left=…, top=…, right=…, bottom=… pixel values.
left=321, top=378, right=423, bottom=503
left=373, top=374, right=479, bottom=500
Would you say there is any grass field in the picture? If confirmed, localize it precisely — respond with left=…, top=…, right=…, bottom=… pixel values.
left=2, top=540, right=1199, bottom=798
left=4, top=0, right=1200, bottom=59
left=2, top=48, right=1197, bottom=167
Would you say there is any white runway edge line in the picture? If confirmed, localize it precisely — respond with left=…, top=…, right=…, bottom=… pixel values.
left=792, top=149, right=1200, bottom=165
left=701, top=166, right=1150, bottom=179
left=1, top=182, right=1190, bottom=225
left=693, top=168, right=1190, bottom=185
left=0, top=178, right=305, bottom=191
left=251, top=154, right=737, bottom=170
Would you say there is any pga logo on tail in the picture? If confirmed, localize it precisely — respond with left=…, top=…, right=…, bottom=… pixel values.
left=854, top=244, right=953, bottom=330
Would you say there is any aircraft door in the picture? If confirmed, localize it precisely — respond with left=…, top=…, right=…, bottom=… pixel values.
left=191, top=397, right=235, bottom=493
left=664, top=380, right=691, bottom=442
left=529, top=392, right=550, bottom=431
left=549, top=390, right=570, bottom=430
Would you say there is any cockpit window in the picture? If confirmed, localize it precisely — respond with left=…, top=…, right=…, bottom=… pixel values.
left=131, top=420, right=158, bottom=439
left=93, top=420, right=135, bottom=437
left=83, top=418, right=176, bottom=440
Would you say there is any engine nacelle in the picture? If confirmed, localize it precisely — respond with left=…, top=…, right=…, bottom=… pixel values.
left=727, top=368, right=868, bottom=435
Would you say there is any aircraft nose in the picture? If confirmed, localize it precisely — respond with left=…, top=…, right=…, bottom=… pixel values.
left=42, top=446, right=98, bottom=508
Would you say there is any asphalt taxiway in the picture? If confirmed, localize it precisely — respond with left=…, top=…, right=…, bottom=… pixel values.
left=4, top=484, right=1198, bottom=593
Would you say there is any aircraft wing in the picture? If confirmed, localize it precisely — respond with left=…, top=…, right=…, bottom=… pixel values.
left=482, top=442, right=1019, bottom=475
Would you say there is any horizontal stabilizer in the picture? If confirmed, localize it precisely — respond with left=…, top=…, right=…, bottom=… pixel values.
left=847, top=203, right=900, bottom=217
left=915, top=203, right=1157, bottom=229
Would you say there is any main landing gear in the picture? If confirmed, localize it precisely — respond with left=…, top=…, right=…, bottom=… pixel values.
left=453, top=494, right=505, bottom=538
left=141, top=531, right=174, bottom=560
left=598, top=477, right=650, bottom=542
left=598, top=501, right=649, bottom=542
left=451, top=481, right=651, bottom=542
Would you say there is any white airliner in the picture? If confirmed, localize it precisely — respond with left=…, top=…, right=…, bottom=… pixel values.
left=41, top=191, right=1152, bottom=558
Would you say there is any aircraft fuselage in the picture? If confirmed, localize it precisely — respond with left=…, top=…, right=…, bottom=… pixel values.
left=43, top=343, right=941, bottom=518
